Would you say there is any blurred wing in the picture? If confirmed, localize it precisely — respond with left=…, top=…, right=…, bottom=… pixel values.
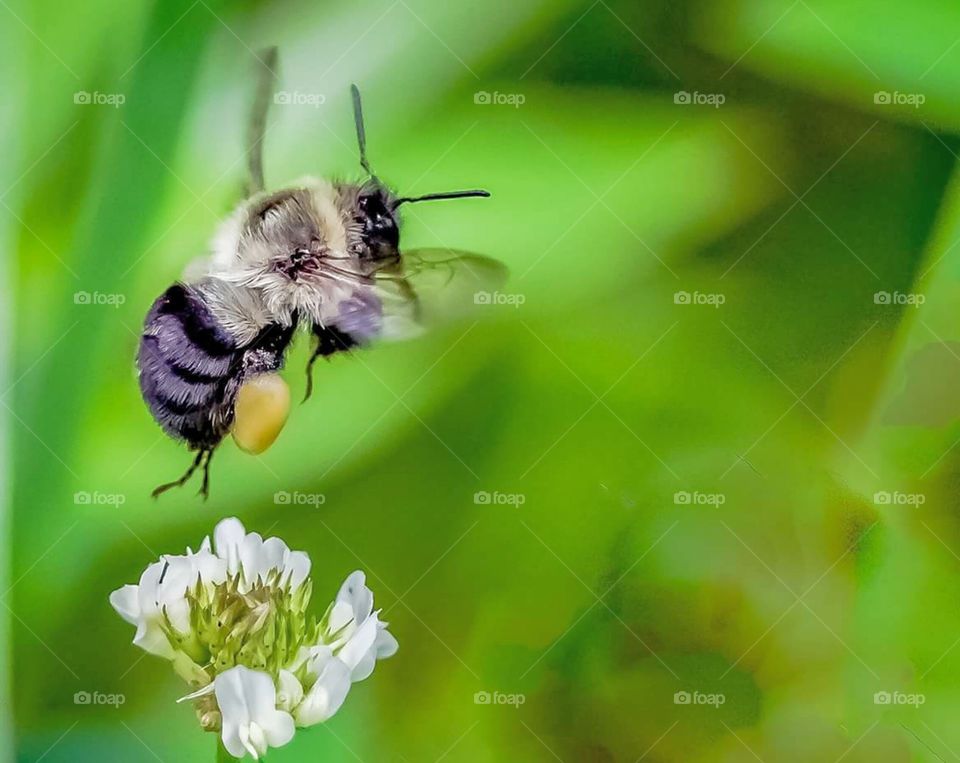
left=372, top=248, right=509, bottom=340
left=305, top=249, right=507, bottom=399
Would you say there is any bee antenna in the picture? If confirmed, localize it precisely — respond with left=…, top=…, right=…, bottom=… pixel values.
left=247, top=46, right=279, bottom=196
left=350, top=84, right=376, bottom=179
left=392, top=189, right=491, bottom=209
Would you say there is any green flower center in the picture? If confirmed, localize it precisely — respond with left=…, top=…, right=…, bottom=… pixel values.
left=163, top=570, right=321, bottom=681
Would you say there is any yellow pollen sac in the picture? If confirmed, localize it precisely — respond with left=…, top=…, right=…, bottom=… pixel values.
left=231, top=373, right=291, bottom=455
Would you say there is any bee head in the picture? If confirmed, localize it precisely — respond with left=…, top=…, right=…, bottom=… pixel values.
left=349, top=85, right=488, bottom=261
left=355, top=182, right=399, bottom=260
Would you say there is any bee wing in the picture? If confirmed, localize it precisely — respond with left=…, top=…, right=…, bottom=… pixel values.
left=305, top=249, right=507, bottom=399
left=370, top=248, right=509, bottom=339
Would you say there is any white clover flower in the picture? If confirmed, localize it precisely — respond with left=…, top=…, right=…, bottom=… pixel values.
left=215, top=666, right=295, bottom=758
left=110, top=517, right=397, bottom=759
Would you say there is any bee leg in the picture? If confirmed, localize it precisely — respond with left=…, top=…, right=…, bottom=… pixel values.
left=198, top=449, right=214, bottom=500
left=303, top=349, right=321, bottom=402
left=151, top=450, right=205, bottom=499
left=304, top=326, right=358, bottom=402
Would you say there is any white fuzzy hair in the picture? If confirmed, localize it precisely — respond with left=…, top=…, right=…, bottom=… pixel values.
left=188, top=177, right=366, bottom=345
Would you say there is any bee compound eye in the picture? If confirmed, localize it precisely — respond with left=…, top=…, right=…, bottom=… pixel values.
left=231, top=373, right=291, bottom=455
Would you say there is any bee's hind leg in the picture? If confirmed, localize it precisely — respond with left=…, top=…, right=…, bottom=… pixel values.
left=198, top=449, right=215, bottom=500
left=151, top=450, right=206, bottom=499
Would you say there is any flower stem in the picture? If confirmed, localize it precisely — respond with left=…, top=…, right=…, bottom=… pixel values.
left=216, top=740, right=234, bottom=762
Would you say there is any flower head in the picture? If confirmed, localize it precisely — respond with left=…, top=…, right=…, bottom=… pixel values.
left=111, top=517, right=396, bottom=759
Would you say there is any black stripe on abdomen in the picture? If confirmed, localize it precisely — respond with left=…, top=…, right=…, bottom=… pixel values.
left=137, top=284, right=240, bottom=449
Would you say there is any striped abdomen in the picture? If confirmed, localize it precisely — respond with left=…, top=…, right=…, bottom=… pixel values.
left=137, top=284, right=294, bottom=450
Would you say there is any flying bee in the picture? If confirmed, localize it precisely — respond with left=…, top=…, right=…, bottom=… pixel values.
left=137, top=49, right=505, bottom=499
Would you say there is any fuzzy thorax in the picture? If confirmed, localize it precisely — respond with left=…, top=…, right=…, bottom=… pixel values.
left=198, top=177, right=367, bottom=344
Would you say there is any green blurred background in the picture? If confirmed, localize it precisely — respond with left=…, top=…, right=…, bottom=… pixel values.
left=5, top=0, right=960, bottom=759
